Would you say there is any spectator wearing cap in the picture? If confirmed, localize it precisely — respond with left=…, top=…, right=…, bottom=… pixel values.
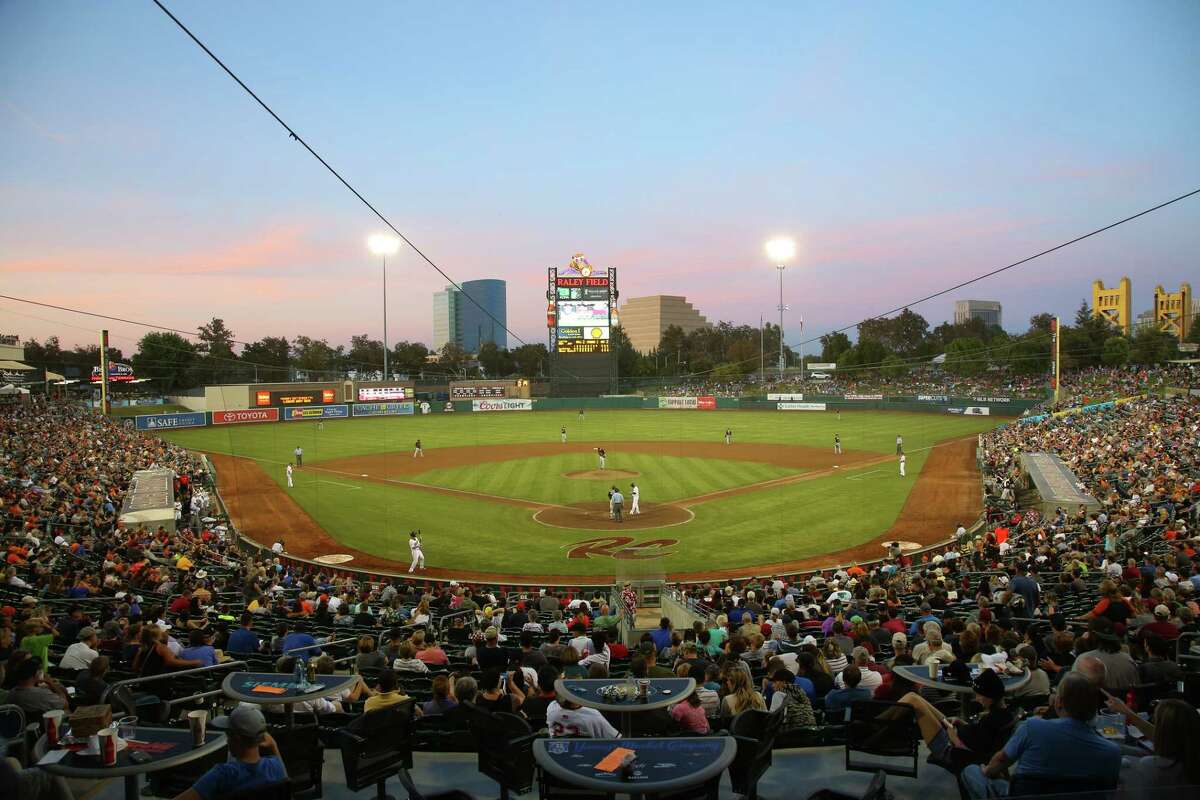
left=962, top=673, right=1120, bottom=798
left=226, top=612, right=261, bottom=654
left=908, top=603, right=940, bottom=637
left=475, top=627, right=508, bottom=671
left=175, top=705, right=286, bottom=800
left=886, top=632, right=913, bottom=669
left=1137, top=604, right=1180, bottom=642
left=911, top=622, right=955, bottom=666
left=897, top=667, right=1014, bottom=775
left=181, top=628, right=220, bottom=667
left=59, top=626, right=100, bottom=670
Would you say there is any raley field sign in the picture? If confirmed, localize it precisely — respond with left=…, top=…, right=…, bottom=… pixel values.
left=564, top=536, right=678, bottom=560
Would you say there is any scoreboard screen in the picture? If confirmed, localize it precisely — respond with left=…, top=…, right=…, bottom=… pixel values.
left=548, top=255, right=614, bottom=354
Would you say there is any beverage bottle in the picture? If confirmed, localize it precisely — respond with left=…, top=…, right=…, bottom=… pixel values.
left=294, top=658, right=304, bottom=686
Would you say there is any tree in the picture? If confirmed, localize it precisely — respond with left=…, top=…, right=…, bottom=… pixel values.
left=711, top=362, right=744, bottom=382
left=1187, top=321, right=1200, bottom=345
left=1130, top=328, right=1176, bottom=365
left=819, top=332, right=852, bottom=364
left=881, top=354, right=908, bottom=380
left=1004, top=334, right=1051, bottom=376
left=241, top=336, right=291, bottom=382
left=477, top=342, right=515, bottom=377
left=391, top=341, right=430, bottom=376
left=840, top=339, right=888, bottom=375
left=195, top=318, right=237, bottom=385
left=133, top=331, right=196, bottom=391
left=1028, top=313, right=1056, bottom=335
left=347, top=334, right=385, bottom=376
left=437, top=343, right=468, bottom=375
left=511, top=343, right=548, bottom=377
left=943, top=337, right=987, bottom=377
left=611, top=326, right=639, bottom=378
left=290, top=336, right=337, bottom=376
left=1101, top=335, right=1131, bottom=366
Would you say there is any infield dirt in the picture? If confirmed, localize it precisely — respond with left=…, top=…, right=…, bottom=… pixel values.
left=207, top=436, right=979, bottom=583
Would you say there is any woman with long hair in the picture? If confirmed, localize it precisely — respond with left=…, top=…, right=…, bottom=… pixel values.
left=720, top=668, right=766, bottom=718
left=1108, top=697, right=1200, bottom=787
left=822, top=639, right=848, bottom=675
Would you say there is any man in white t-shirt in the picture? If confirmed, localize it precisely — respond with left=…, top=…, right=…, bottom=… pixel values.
left=547, top=699, right=619, bottom=738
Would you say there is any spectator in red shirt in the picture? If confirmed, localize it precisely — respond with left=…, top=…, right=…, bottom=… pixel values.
left=168, top=589, right=192, bottom=615
left=1138, top=605, right=1180, bottom=642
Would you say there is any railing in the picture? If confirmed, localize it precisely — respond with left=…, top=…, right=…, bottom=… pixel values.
left=101, top=660, right=247, bottom=713
left=284, top=636, right=362, bottom=657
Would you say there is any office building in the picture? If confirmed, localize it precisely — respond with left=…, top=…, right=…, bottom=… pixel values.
left=953, top=299, right=1002, bottom=328
left=1092, top=277, right=1132, bottom=336
left=432, top=279, right=507, bottom=353
left=617, top=295, right=710, bottom=354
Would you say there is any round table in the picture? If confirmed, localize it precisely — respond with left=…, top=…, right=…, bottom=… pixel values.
left=222, top=671, right=358, bottom=726
left=35, top=726, right=226, bottom=800
left=892, top=664, right=1031, bottom=695
left=555, top=677, right=695, bottom=736
left=534, top=735, right=736, bottom=800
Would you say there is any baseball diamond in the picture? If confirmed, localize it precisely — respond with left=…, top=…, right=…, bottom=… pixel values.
left=160, top=408, right=997, bottom=581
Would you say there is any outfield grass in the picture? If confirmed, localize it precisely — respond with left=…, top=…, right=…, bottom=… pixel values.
left=161, top=409, right=999, bottom=577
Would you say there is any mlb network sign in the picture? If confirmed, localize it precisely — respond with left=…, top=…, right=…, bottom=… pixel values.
left=472, top=398, right=533, bottom=412
left=283, top=404, right=349, bottom=421
left=352, top=402, right=414, bottom=417
left=134, top=411, right=207, bottom=431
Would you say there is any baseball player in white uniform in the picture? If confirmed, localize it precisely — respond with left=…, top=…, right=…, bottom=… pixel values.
left=413, top=439, right=424, bottom=458
left=286, top=463, right=294, bottom=488
left=834, top=434, right=842, bottom=455
left=408, top=531, right=425, bottom=572
left=596, top=447, right=606, bottom=469
left=629, top=482, right=640, bottom=515
left=561, top=426, right=567, bottom=443
left=899, top=453, right=907, bottom=477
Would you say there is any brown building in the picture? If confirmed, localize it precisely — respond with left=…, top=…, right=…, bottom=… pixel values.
left=617, top=295, right=710, bottom=354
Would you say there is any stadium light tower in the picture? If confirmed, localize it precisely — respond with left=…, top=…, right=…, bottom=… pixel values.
left=368, top=234, right=401, bottom=379
left=765, top=237, right=796, bottom=381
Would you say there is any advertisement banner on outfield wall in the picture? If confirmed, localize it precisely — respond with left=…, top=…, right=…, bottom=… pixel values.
left=697, top=396, right=717, bottom=410
left=283, top=405, right=349, bottom=421
left=778, top=402, right=827, bottom=411
left=352, top=402, right=414, bottom=417
left=657, top=396, right=698, bottom=409
left=917, top=394, right=949, bottom=402
left=212, top=408, right=280, bottom=425
left=844, top=393, right=884, bottom=401
left=767, top=393, right=804, bottom=401
left=472, top=398, right=533, bottom=412
left=948, top=407, right=990, bottom=416
left=135, top=411, right=207, bottom=431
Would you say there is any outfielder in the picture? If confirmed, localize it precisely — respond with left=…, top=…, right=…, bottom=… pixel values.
left=561, top=426, right=567, bottom=443
left=899, top=453, right=907, bottom=477
left=413, top=439, right=424, bottom=458
left=630, top=482, right=640, bottom=515
left=286, top=463, right=294, bottom=488
left=834, top=434, right=842, bottom=455
left=595, top=447, right=606, bottom=469
left=895, top=435, right=904, bottom=455
left=724, top=429, right=732, bottom=445
left=408, top=531, right=425, bottom=573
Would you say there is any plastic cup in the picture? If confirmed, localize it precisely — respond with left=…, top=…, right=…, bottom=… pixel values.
left=98, top=727, right=119, bottom=766
left=43, top=709, right=65, bottom=747
left=187, top=710, right=208, bottom=747
left=117, top=715, right=137, bottom=742
left=927, top=659, right=939, bottom=679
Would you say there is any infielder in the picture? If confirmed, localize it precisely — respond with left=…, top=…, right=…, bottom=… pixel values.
left=629, top=482, right=640, bottom=515
left=578, top=408, right=585, bottom=421
left=607, top=486, right=616, bottom=519
left=834, top=434, right=842, bottom=455
left=724, top=429, right=732, bottom=445
left=317, top=420, right=324, bottom=431
left=595, top=447, right=606, bottom=469
left=413, top=439, right=424, bottom=458
left=899, top=453, right=907, bottom=477
left=561, top=426, right=567, bottom=443
left=293, top=445, right=303, bottom=467
left=895, top=435, right=904, bottom=455
left=408, top=530, right=425, bottom=573
left=286, top=463, right=294, bottom=488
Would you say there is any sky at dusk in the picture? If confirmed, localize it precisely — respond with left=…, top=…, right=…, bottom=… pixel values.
left=2, top=1, right=1198, bottom=356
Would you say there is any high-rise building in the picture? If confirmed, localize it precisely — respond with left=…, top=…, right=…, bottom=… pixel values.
left=1092, top=277, right=1132, bottom=336
left=617, top=295, right=710, bottom=354
left=953, top=299, right=1002, bottom=328
left=432, top=280, right=507, bottom=353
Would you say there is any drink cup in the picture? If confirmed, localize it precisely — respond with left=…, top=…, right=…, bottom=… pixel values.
left=43, top=710, right=65, bottom=747
left=187, top=710, right=208, bottom=747
left=927, top=659, right=939, bottom=679
left=117, top=715, right=137, bottom=742
left=98, top=727, right=118, bottom=766
left=637, top=679, right=650, bottom=700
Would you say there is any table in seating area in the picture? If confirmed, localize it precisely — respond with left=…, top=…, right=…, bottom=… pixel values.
left=222, top=671, right=358, bottom=725
left=534, top=736, right=735, bottom=800
left=892, top=664, right=1031, bottom=695
left=554, top=677, right=694, bottom=736
left=35, top=726, right=226, bottom=800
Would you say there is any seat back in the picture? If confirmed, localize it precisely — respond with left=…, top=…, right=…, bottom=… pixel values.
left=338, top=701, right=415, bottom=791
left=727, top=706, right=785, bottom=795
left=461, top=702, right=536, bottom=795
left=216, top=780, right=294, bottom=800
left=270, top=724, right=324, bottom=797
left=1008, top=774, right=1118, bottom=798
left=845, top=700, right=918, bottom=778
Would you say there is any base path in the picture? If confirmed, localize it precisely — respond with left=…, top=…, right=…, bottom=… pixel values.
left=206, top=437, right=979, bottom=584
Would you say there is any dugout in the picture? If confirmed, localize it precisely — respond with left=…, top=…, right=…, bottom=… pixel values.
left=119, top=468, right=176, bottom=534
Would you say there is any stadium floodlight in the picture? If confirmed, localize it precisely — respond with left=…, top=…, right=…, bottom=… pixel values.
left=367, top=234, right=401, bottom=379
left=765, top=237, right=796, bottom=381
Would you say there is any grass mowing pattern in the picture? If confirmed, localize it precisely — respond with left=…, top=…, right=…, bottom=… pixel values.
left=161, top=409, right=999, bottom=577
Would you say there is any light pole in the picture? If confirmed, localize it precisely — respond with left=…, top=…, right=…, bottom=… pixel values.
left=367, top=234, right=401, bottom=379
left=765, top=238, right=796, bottom=382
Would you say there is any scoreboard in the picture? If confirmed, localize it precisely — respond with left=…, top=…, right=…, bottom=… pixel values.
left=547, top=255, right=616, bottom=354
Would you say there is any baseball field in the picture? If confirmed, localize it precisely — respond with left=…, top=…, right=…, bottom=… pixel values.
left=158, top=409, right=1001, bottom=582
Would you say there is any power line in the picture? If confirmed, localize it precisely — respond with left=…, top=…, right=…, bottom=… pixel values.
left=149, top=0, right=527, bottom=349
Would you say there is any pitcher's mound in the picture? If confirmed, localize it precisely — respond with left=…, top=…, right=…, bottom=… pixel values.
left=563, top=469, right=641, bottom=480
left=535, top=501, right=692, bottom=530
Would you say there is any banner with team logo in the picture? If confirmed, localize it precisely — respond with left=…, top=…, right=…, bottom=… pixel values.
left=135, top=411, right=207, bottom=431
left=472, top=398, right=533, bottom=412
